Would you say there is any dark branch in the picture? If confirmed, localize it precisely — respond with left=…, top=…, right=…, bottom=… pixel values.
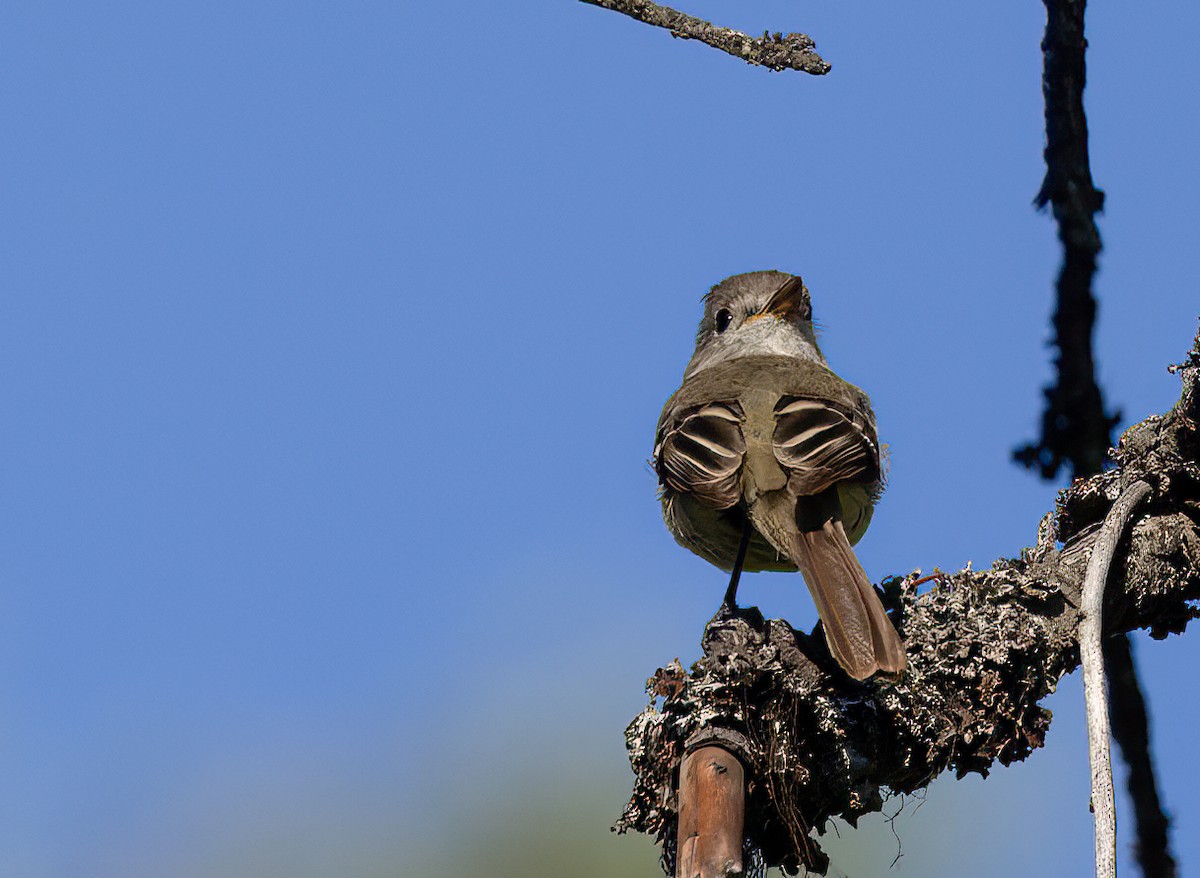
left=578, top=0, right=830, bottom=75
left=1014, top=0, right=1118, bottom=480
left=1104, top=635, right=1179, bottom=878
left=617, top=325, right=1200, bottom=875
left=1015, top=2, right=1173, bottom=873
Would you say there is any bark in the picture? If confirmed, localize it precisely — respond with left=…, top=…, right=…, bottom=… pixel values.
left=616, top=325, right=1200, bottom=875
left=578, top=0, right=830, bottom=75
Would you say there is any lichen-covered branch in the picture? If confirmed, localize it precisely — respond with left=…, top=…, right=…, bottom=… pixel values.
left=577, top=0, right=830, bottom=75
left=616, top=324, right=1200, bottom=875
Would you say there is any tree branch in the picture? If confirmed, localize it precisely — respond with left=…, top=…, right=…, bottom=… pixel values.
left=1015, top=0, right=1118, bottom=480
left=1104, top=634, right=1179, bottom=878
left=1015, top=2, right=1174, bottom=873
left=578, top=0, right=830, bottom=75
left=1081, top=479, right=1152, bottom=878
left=617, top=325, right=1200, bottom=875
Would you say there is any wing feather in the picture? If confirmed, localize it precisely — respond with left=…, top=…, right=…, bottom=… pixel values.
left=773, top=396, right=878, bottom=496
left=655, top=401, right=746, bottom=509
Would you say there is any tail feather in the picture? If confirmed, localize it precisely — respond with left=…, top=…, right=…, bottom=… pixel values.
left=794, top=519, right=906, bottom=679
left=746, top=489, right=906, bottom=680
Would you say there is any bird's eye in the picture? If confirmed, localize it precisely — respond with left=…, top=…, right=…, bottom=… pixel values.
left=714, top=309, right=733, bottom=333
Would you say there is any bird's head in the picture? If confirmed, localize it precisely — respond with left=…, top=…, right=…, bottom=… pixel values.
left=685, top=270, right=824, bottom=379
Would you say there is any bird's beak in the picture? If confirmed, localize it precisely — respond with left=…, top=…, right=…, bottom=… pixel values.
left=746, top=276, right=807, bottom=324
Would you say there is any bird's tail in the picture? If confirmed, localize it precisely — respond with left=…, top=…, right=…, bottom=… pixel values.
left=792, top=515, right=906, bottom=679
left=749, top=490, right=906, bottom=680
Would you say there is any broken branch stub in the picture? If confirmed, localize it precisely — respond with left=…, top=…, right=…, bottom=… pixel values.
left=676, top=741, right=745, bottom=878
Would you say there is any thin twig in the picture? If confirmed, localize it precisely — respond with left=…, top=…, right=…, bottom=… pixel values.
left=1081, top=479, right=1152, bottom=878
left=577, top=0, right=830, bottom=74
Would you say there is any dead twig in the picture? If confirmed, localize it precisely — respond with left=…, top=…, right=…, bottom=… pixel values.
left=1081, top=479, right=1152, bottom=878
left=578, top=0, right=830, bottom=74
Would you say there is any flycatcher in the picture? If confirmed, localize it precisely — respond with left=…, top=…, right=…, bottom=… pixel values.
left=653, top=270, right=906, bottom=680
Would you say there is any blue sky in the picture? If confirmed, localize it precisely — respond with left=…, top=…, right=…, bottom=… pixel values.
left=1, top=2, right=1198, bottom=876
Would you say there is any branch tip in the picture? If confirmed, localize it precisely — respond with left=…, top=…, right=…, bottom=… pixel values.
left=579, top=0, right=830, bottom=74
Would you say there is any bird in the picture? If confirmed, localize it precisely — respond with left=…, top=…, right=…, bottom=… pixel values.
left=653, top=270, right=906, bottom=680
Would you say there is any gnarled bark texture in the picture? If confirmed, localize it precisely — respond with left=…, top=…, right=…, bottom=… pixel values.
left=615, top=324, right=1200, bottom=875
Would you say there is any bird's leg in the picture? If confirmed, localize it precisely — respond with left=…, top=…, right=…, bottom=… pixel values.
left=721, top=516, right=753, bottom=611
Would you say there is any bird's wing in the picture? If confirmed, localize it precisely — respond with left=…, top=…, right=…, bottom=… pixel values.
left=772, top=396, right=879, bottom=498
left=655, top=400, right=746, bottom=509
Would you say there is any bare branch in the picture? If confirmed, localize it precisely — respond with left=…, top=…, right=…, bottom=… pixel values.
left=578, top=0, right=830, bottom=75
left=1015, top=0, right=1118, bottom=480
left=617, top=324, right=1200, bottom=875
left=1016, top=3, right=1174, bottom=872
left=1105, top=634, right=1179, bottom=878
left=1082, top=479, right=1152, bottom=878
